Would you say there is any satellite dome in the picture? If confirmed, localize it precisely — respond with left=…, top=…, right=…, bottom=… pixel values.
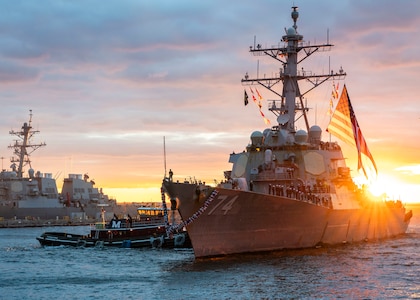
left=309, top=125, right=321, bottom=132
left=287, top=27, right=296, bottom=35
left=295, top=129, right=308, bottom=144
left=250, top=131, right=263, bottom=146
left=309, top=125, right=322, bottom=145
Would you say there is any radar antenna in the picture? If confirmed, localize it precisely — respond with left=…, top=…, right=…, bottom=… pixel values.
left=242, top=6, right=346, bottom=132
left=8, top=110, right=46, bottom=178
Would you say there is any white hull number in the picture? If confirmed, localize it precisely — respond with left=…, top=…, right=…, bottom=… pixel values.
left=207, top=195, right=238, bottom=216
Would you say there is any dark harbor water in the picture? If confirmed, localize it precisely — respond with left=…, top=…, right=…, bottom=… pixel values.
left=1, top=207, right=419, bottom=300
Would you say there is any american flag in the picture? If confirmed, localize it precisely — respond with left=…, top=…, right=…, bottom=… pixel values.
left=327, top=85, right=377, bottom=178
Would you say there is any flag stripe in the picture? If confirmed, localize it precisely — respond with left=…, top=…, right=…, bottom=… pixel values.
left=327, top=93, right=355, bottom=146
left=327, top=85, right=377, bottom=177
left=327, top=127, right=356, bottom=146
left=328, top=114, right=355, bottom=145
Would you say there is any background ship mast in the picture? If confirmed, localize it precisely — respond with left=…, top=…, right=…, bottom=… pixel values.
left=241, top=6, right=346, bottom=133
left=8, top=110, right=46, bottom=178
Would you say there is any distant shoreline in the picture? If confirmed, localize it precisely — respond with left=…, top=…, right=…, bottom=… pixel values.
left=0, top=202, right=161, bottom=228
left=0, top=219, right=93, bottom=228
left=1, top=203, right=418, bottom=229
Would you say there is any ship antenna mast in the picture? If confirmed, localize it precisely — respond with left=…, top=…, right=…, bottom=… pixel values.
left=241, top=6, right=346, bottom=134
left=8, top=110, right=46, bottom=178
left=29, top=109, right=33, bottom=127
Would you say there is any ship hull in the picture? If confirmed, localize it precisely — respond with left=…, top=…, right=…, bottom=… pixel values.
left=163, top=181, right=411, bottom=258
left=36, top=231, right=191, bottom=249
left=0, top=206, right=85, bottom=220
left=0, top=205, right=138, bottom=221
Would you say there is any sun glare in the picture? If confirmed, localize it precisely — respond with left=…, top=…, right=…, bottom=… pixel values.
left=368, top=174, right=399, bottom=197
left=354, top=173, right=418, bottom=203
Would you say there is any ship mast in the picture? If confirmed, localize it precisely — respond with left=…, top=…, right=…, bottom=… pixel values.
left=8, top=110, right=46, bottom=178
left=242, top=6, right=346, bottom=134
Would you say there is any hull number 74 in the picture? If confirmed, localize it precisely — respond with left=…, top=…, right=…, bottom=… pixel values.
left=207, top=195, right=238, bottom=216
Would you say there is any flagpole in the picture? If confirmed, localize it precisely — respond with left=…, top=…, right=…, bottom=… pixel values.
left=329, top=92, right=332, bottom=143
left=329, top=113, right=332, bottom=143
left=329, top=82, right=334, bottom=143
left=163, top=136, right=167, bottom=178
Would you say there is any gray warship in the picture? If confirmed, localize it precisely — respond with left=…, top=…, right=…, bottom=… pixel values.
left=0, top=110, right=132, bottom=221
left=162, top=7, right=413, bottom=258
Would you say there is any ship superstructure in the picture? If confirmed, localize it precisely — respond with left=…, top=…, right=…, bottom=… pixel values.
left=0, top=111, right=130, bottom=221
left=0, top=110, right=61, bottom=211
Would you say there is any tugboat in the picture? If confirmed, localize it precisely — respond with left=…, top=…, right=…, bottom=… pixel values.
left=162, top=7, right=413, bottom=258
left=36, top=206, right=190, bottom=248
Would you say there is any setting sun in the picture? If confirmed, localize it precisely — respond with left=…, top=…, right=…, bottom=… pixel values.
left=354, top=172, right=417, bottom=203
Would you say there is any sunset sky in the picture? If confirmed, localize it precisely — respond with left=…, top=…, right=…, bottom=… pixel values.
left=0, top=0, right=419, bottom=203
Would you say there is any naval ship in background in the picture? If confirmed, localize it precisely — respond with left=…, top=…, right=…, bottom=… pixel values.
left=0, top=110, right=138, bottom=222
left=162, top=7, right=413, bottom=258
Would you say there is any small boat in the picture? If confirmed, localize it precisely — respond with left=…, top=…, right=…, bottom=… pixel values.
left=36, top=206, right=191, bottom=248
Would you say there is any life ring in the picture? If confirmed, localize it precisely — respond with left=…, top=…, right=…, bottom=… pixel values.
left=150, top=236, right=163, bottom=248
left=76, top=239, right=87, bottom=247
left=95, top=240, right=104, bottom=248
left=174, top=234, right=186, bottom=247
